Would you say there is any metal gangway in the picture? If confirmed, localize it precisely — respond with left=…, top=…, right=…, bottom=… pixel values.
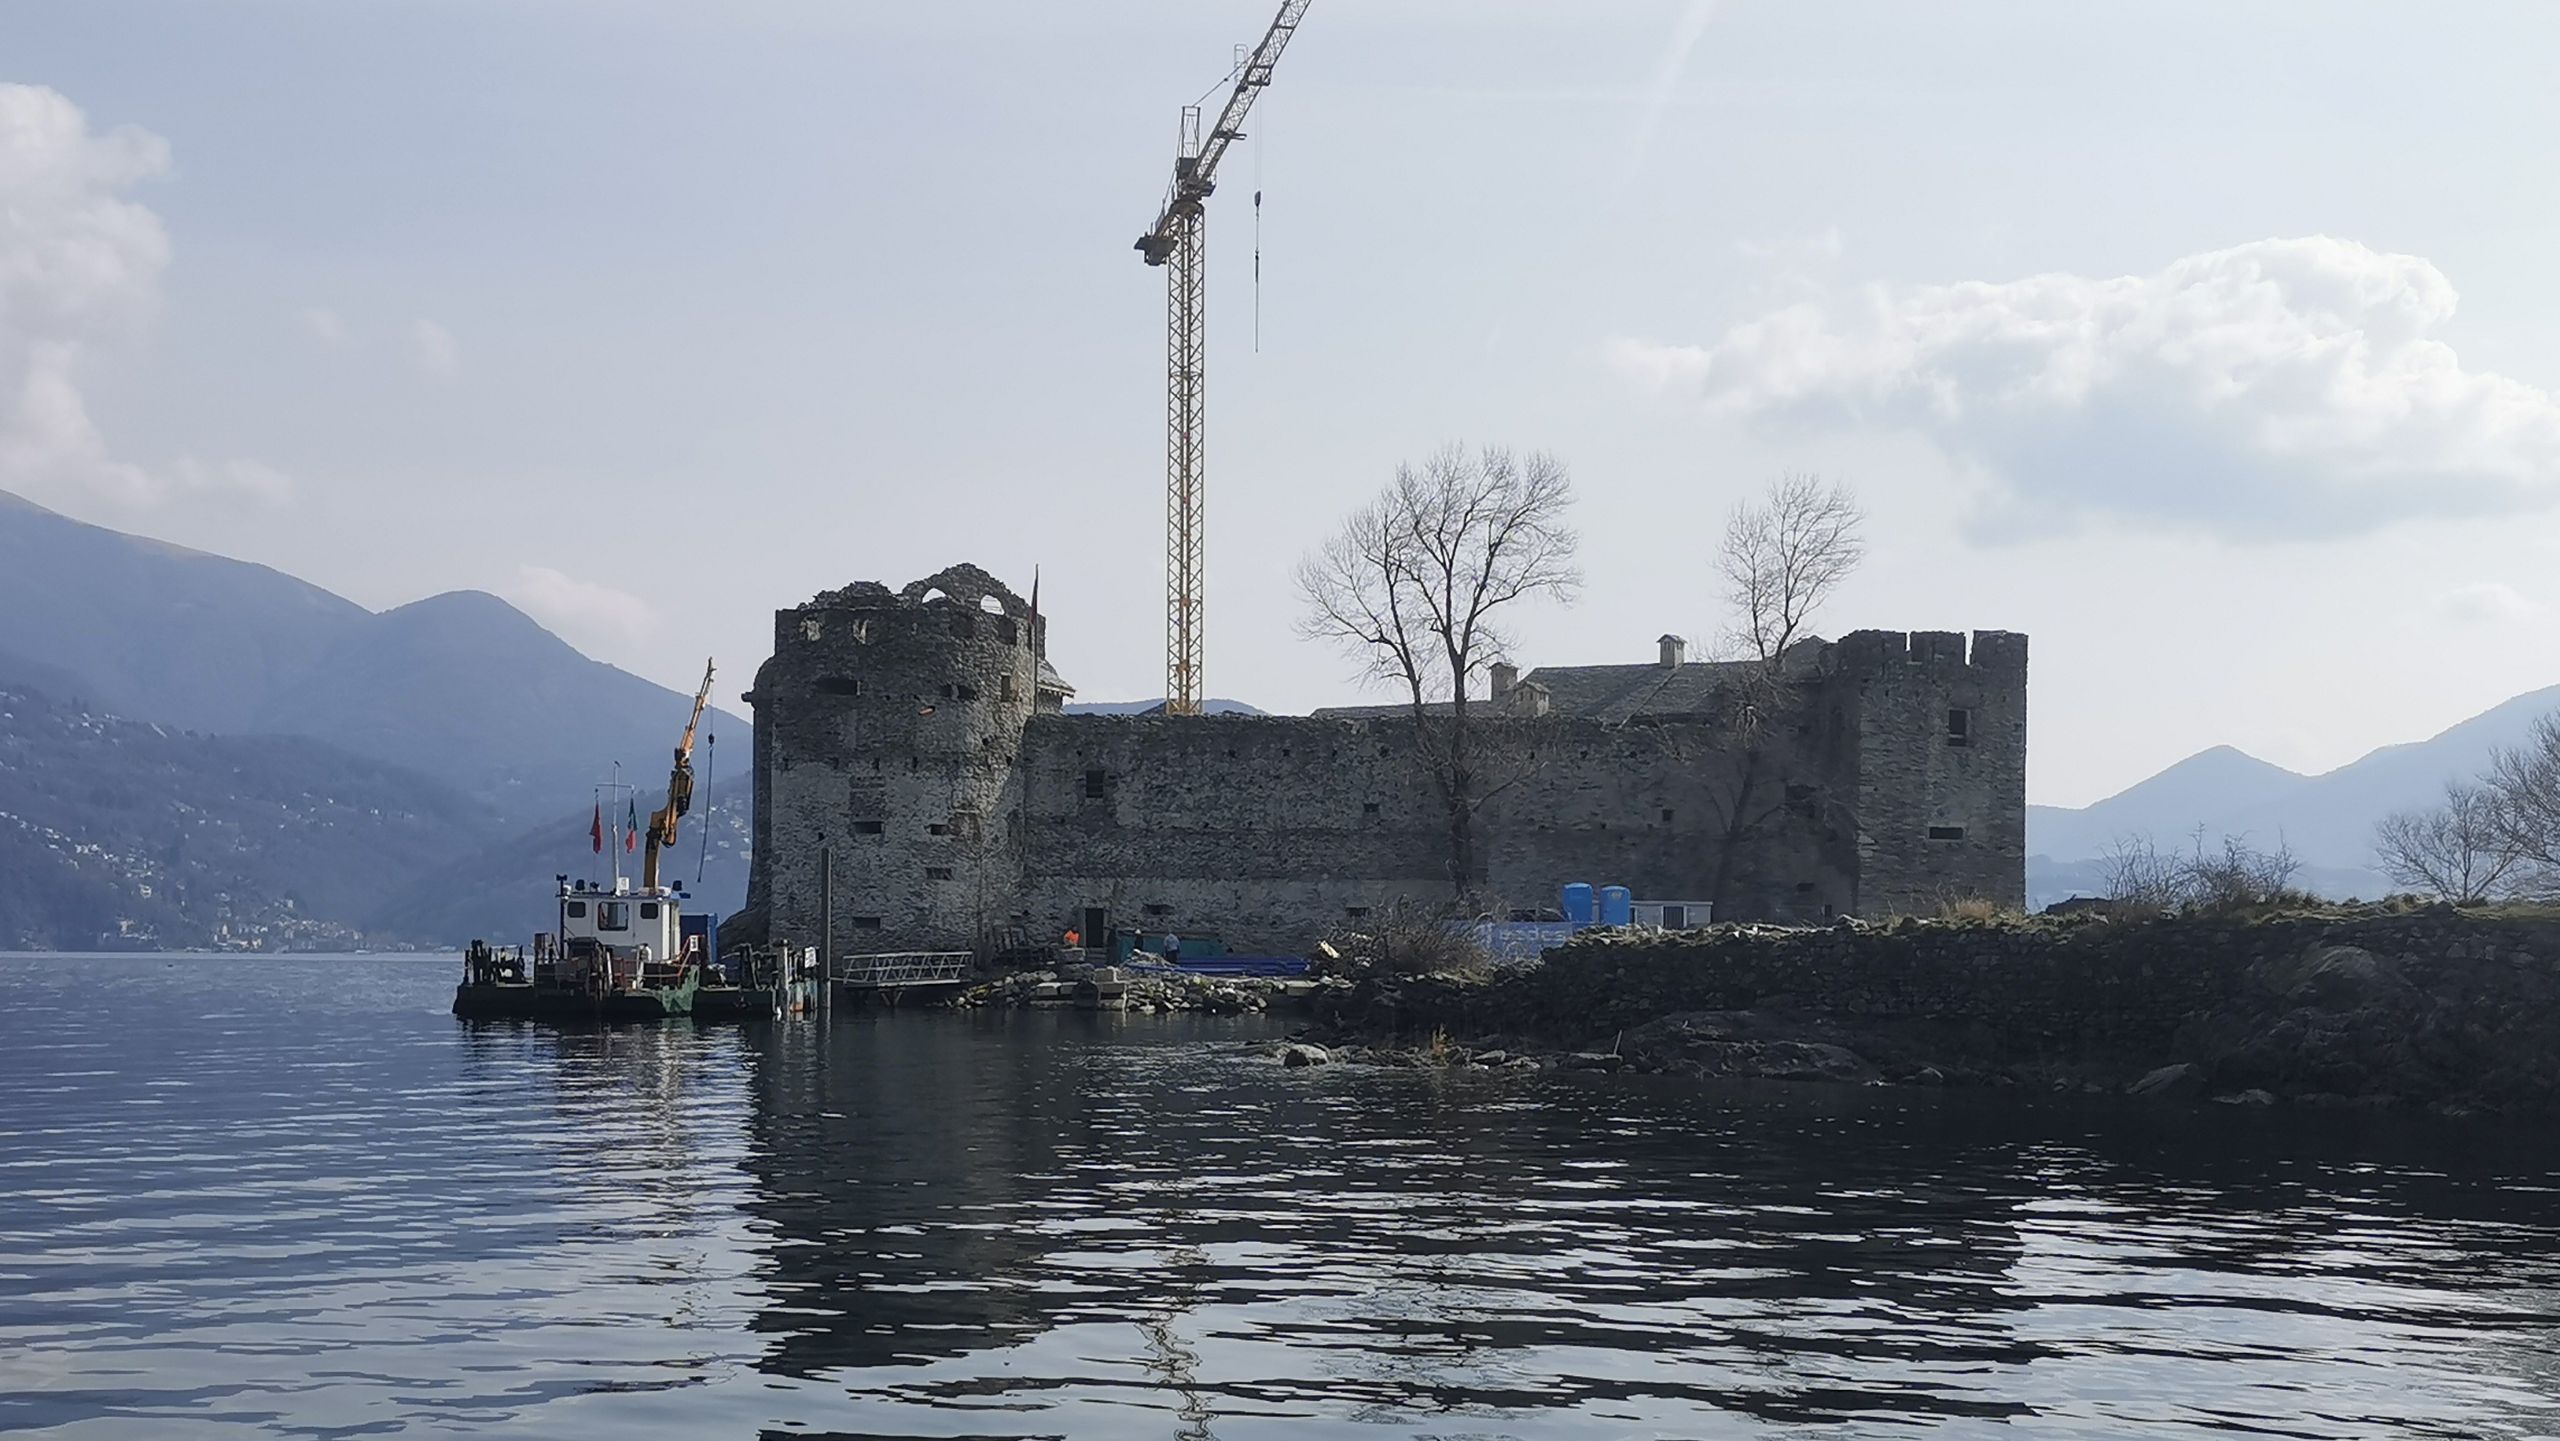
left=827, top=950, right=972, bottom=1002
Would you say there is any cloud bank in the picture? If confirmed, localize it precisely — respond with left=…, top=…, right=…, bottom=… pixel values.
left=1610, top=237, right=2560, bottom=539
left=0, top=84, right=286, bottom=510
left=507, top=565, right=656, bottom=650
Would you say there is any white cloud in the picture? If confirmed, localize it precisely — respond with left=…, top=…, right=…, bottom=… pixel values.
left=167, top=456, right=294, bottom=505
left=409, top=318, right=458, bottom=379
left=2433, top=581, right=2545, bottom=627
left=301, top=307, right=347, bottom=347
left=1610, top=237, right=2560, bottom=539
left=0, top=84, right=288, bottom=513
left=506, top=565, right=656, bottom=651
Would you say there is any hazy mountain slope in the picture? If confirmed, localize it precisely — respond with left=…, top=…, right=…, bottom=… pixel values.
left=0, top=489, right=752, bottom=829
left=257, top=590, right=750, bottom=827
left=0, top=683, right=490, bottom=950
left=2028, top=745, right=2309, bottom=860
left=365, top=799, right=752, bottom=947
left=2030, top=685, right=2560, bottom=888
left=2217, top=684, right=2560, bottom=868
left=0, top=489, right=365, bottom=730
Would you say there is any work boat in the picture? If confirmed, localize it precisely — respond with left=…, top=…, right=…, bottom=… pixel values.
left=454, top=662, right=718, bottom=1023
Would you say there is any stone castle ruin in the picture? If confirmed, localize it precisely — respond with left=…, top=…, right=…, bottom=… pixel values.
left=737, top=565, right=2026, bottom=955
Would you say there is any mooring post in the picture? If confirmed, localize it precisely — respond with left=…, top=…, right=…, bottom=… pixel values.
left=820, top=841, right=834, bottom=1013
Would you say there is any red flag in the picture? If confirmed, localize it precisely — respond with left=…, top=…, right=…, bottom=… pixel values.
left=590, top=803, right=604, bottom=854
left=626, top=798, right=639, bottom=853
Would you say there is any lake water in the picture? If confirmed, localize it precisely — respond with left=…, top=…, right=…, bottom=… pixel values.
left=4, top=955, right=2559, bottom=1439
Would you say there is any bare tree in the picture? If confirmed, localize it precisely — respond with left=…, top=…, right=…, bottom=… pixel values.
left=1700, top=474, right=1866, bottom=912
left=1298, top=444, right=1581, bottom=897
left=2376, top=782, right=2523, bottom=903
left=2100, top=828, right=2305, bottom=911
left=1720, top=472, right=1866, bottom=666
left=2485, top=716, right=2560, bottom=896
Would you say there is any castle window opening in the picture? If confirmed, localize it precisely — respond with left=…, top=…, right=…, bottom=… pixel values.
left=801, top=617, right=824, bottom=642
left=1928, top=825, right=1966, bottom=841
left=850, top=618, right=871, bottom=643
left=927, top=822, right=951, bottom=837
left=980, top=594, right=1005, bottom=614
left=816, top=676, right=862, bottom=697
left=853, top=820, right=884, bottom=836
left=1083, top=769, right=1109, bottom=800
left=926, top=867, right=954, bottom=882
left=1143, top=903, right=1171, bottom=917
left=1345, top=906, right=1371, bottom=919
left=850, top=916, right=883, bottom=930
left=1796, top=882, right=1816, bottom=893
left=1947, top=708, right=1971, bottom=745
left=950, top=612, right=974, bottom=639
left=999, top=674, right=1017, bottom=702
left=1660, top=808, right=1675, bottom=824
left=1363, top=802, right=1380, bottom=816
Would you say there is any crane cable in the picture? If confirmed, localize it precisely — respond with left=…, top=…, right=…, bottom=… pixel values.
left=1254, top=91, right=1266, bottom=353
left=694, top=728, right=716, bottom=886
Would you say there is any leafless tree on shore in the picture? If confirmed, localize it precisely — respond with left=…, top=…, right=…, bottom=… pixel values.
left=1700, top=473, right=1865, bottom=911
left=2375, top=782, right=2524, bottom=903
left=1297, top=444, right=1581, bottom=898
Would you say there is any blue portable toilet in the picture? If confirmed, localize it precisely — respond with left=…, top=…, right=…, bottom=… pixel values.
left=1599, top=885, right=1634, bottom=928
left=1561, top=882, right=1597, bottom=927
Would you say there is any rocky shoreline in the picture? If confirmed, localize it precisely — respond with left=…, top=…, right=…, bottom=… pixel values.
left=1284, top=904, right=2560, bottom=1116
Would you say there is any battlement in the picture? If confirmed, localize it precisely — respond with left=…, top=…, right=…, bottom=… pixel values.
left=1832, top=629, right=2028, bottom=679
left=774, top=564, right=1036, bottom=655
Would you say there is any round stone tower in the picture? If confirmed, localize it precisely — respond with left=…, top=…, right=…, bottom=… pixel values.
left=740, top=564, right=1044, bottom=957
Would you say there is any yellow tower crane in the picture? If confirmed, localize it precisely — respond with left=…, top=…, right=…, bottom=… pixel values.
left=1136, top=0, right=1315, bottom=716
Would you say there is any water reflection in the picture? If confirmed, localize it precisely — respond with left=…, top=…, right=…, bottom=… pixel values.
left=4, top=958, right=2560, bottom=1440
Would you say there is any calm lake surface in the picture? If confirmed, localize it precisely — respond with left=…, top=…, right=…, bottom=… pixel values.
left=4, top=956, right=2559, bottom=1439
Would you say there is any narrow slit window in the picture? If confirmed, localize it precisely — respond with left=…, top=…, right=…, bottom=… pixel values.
left=850, top=916, right=883, bottom=930
left=925, top=867, right=954, bottom=882
left=1083, top=769, right=1109, bottom=800
left=1947, top=708, right=1972, bottom=746
left=1928, top=825, right=1966, bottom=841
left=853, top=820, right=884, bottom=836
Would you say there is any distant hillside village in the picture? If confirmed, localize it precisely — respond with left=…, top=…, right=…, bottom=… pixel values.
left=733, top=565, right=2027, bottom=957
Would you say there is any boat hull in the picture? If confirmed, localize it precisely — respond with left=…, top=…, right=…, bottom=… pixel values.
left=453, top=973, right=698, bottom=1022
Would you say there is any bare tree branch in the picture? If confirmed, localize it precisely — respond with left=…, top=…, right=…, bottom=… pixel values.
left=2376, top=781, right=2525, bottom=903
left=1297, top=444, right=1581, bottom=897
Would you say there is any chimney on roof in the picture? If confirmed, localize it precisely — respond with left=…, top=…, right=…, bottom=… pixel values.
left=1658, top=634, right=1687, bottom=669
left=1490, top=661, right=1518, bottom=702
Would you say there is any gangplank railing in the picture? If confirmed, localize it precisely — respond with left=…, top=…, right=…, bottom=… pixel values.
left=828, top=951, right=972, bottom=988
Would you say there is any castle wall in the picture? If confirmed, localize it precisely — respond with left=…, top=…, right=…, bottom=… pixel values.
left=745, top=568, right=1039, bottom=956
left=1832, top=630, right=2029, bottom=915
left=740, top=568, right=2028, bottom=957
left=1013, top=710, right=1860, bottom=952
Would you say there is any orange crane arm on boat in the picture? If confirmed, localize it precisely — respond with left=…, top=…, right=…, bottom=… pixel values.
left=643, top=658, right=715, bottom=892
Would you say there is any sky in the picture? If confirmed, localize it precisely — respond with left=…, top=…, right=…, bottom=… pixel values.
left=4, top=0, right=2558, bottom=808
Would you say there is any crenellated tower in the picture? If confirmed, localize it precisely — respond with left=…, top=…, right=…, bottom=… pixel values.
left=738, top=565, right=1050, bottom=956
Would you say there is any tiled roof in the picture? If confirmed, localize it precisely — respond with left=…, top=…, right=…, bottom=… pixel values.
left=1311, top=660, right=1760, bottom=721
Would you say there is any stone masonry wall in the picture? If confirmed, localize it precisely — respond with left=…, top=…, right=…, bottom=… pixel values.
left=738, top=565, right=2028, bottom=956
left=1015, top=711, right=1854, bottom=953
left=1834, top=631, right=2028, bottom=915
left=743, top=567, right=1040, bottom=956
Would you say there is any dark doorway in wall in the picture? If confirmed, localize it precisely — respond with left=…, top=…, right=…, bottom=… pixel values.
left=1081, top=907, right=1108, bottom=947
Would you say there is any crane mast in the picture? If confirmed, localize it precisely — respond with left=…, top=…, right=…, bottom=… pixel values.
left=642, top=659, right=716, bottom=893
left=1137, top=0, right=1314, bottom=717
